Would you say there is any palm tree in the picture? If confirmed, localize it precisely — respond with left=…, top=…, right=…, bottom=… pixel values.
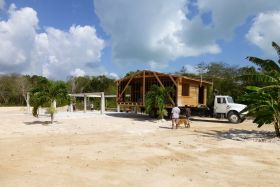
left=241, top=41, right=280, bottom=137
left=30, top=78, right=69, bottom=124
left=145, top=85, right=173, bottom=119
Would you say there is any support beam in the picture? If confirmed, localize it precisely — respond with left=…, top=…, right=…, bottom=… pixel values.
left=118, top=71, right=143, bottom=100
left=118, top=74, right=135, bottom=100
left=70, top=100, right=73, bottom=112
left=117, top=104, right=120, bottom=113
left=168, top=75, right=178, bottom=87
left=26, top=92, right=30, bottom=113
left=101, top=92, right=105, bottom=115
left=153, top=72, right=175, bottom=106
left=142, top=71, right=145, bottom=106
left=84, top=94, right=87, bottom=113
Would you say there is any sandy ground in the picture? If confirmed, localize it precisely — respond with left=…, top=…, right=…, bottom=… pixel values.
left=0, top=107, right=280, bottom=187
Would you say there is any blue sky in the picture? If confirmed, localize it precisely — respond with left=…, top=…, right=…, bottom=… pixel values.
left=0, top=0, right=279, bottom=79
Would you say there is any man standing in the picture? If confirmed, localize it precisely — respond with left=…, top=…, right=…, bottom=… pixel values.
left=171, top=105, right=180, bottom=129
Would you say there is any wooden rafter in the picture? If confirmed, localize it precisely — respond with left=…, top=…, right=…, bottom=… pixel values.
left=153, top=72, right=175, bottom=106
left=118, top=71, right=142, bottom=100
left=168, top=74, right=177, bottom=87
left=117, top=70, right=212, bottom=85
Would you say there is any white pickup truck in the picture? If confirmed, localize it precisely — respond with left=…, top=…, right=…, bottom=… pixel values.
left=213, top=95, right=247, bottom=123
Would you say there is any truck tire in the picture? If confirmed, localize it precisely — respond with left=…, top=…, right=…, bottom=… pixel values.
left=228, top=112, right=240, bottom=123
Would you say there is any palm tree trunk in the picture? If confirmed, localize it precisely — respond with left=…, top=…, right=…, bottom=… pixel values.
left=51, top=113, right=54, bottom=124
left=274, top=122, right=280, bottom=137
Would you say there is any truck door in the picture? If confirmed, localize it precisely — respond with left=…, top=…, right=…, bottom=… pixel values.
left=214, top=97, right=227, bottom=114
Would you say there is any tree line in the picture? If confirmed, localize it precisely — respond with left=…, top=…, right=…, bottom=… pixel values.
left=0, top=63, right=262, bottom=107
left=0, top=75, right=117, bottom=106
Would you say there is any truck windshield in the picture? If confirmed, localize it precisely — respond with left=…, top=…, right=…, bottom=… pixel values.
left=227, top=97, right=234, bottom=103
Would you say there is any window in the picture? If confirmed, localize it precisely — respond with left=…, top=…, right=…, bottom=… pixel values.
left=217, top=97, right=226, bottom=104
left=227, top=97, right=234, bottom=103
left=182, top=83, right=190, bottom=96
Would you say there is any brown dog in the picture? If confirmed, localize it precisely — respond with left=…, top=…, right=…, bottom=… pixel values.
left=176, top=117, right=190, bottom=128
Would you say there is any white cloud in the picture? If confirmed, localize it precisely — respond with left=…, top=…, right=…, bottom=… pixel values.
left=183, top=64, right=199, bottom=74
left=0, top=4, right=106, bottom=79
left=33, top=25, right=105, bottom=79
left=70, top=68, right=86, bottom=77
left=94, top=0, right=280, bottom=68
left=0, top=0, right=5, bottom=10
left=94, top=0, right=220, bottom=69
left=0, top=4, right=38, bottom=72
left=108, top=72, right=119, bottom=80
left=196, top=0, right=280, bottom=39
left=246, top=11, right=280, bottom=54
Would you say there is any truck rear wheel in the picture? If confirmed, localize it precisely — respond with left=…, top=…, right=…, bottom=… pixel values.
left=228, top=112, right=240, bottom=123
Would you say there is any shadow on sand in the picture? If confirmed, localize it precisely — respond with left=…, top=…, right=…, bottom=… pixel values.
left=159, top=126, right=173, bottom=129
left=195, top=129, right=277, bottom=142
left=24, top=121, right=55, bottom=126
left=106, top=112, right=157, bottom=122
left=190, top=117, right=231, bottom=124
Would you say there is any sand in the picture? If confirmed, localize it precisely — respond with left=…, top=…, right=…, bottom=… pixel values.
left=0, top=107, right=280, bottom=187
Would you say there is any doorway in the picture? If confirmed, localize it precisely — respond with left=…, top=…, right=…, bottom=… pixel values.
left=198, top=86, right=204, bottom=104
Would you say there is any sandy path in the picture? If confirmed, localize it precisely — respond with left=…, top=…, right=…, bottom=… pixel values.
left=0, top=108, right=280, bottom=187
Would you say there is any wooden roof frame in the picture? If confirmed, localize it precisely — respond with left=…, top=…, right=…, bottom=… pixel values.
left=116, top=70, right=212, bottom=85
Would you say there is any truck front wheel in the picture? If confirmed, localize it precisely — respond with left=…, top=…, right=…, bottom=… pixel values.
left=228, top=112, right=240, bottom=123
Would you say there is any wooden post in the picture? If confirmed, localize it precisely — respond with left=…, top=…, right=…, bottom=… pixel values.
left=143, top=71, right=145, bottom=106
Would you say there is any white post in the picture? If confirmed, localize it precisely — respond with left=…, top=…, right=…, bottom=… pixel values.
left=101, top=92, right=105, bottom=115
left=84, top=94, right=87, bottom=113
left=70, top=103, right=73, bottom=112
left=26, top=92, right=30, bottom=113
left=117, top=104, right=120, bottom=113
left=53, top=100, right=57, bottom=109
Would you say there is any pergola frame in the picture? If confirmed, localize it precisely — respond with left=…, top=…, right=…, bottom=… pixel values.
left=69, top=92, right=117, bottom=114
left=26, top=92, right=118, bottom=114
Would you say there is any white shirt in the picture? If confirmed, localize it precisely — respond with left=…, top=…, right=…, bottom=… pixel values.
left=171, top=107, right=180, bottom=119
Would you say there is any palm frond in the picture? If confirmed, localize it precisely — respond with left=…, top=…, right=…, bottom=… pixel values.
left=246, top=56, right=280, bottom=73
left=240, top=74, right=277, bottom=83
left=272, top=41, right=280, bottom=60
left=259, top=85, right=280, bottom=91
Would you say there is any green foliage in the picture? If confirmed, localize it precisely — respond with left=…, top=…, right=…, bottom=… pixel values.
left=125, top=70, right=141, bottom=77
left=177, top=62, right=258, bottom=104
left=67, top=75, right=117, bottom=95
left=30, top=79, right=69, bottom=123
left=240, top=41, right=280, bottom=137
left=145, top=85, right=173, bottom=119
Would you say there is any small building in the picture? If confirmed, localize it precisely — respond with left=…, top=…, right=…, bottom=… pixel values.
left=116, top=70, right=212, bottom=108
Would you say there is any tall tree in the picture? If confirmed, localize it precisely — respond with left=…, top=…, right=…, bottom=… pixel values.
left=241, top=41, right=280, bottom=137
left=15, top=75, right=32, bottom=106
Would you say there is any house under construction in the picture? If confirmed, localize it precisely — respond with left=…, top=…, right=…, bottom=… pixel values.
left=116, top=70, right=212, bottom=109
